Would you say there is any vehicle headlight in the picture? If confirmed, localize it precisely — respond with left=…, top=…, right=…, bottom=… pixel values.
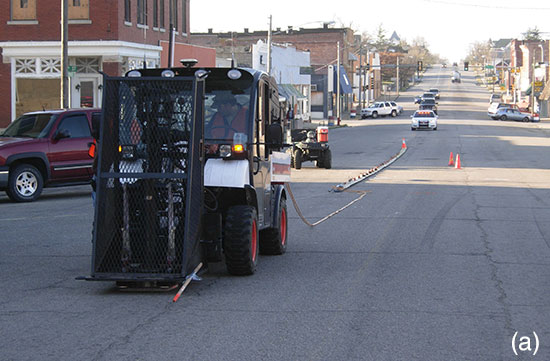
left=119, top=145, right=136, bottom=160
left=219, top=145, right=232, bottom=158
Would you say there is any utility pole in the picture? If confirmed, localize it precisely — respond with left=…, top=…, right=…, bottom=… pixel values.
left=358, top=43, right=362, bottom=111
left=267, top=15, right=272, bottom=75
left=61, top=0, right=69, bottom=108
left=396, top=56, right=400, bottom=98
left=365, top=49, right=370, bottom=107
left=336, top=41, right=340, bottom=122
left=531, top=52, right=536, bottom=114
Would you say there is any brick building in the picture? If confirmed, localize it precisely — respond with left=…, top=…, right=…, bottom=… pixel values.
left=191, top=25, right=357, bottom=118
left=510, top=39, right=549, bottom=112
left=0, top=0, right=215, bottom=127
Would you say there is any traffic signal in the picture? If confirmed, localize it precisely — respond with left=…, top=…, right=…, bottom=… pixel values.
left=417, top=61, right=423, bottom=72
left=365, top=63, right=370, bottom=71
left=464, top=61, right=469, bottom=71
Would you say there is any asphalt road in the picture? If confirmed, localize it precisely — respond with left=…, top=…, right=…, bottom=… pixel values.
left=1, top=65, right=549, bottom=360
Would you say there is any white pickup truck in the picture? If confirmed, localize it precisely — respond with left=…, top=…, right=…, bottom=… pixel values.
left=360, top=101, right=397, bottom=118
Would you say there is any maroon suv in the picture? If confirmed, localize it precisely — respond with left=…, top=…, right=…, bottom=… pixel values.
left=0, top=108, right=100, bottom=202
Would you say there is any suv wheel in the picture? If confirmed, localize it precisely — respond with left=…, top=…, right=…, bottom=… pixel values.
left=224, top=205, right=259, bottom=275
left=372, top=112, right=378, bottom=118
left=6, top=164, right=44, bottom=202
left=260, top=197, right=288, bottom=255
left=391, top=110, right=397, bottom=117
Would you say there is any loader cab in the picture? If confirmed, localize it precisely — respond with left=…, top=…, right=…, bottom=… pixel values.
left=131, top=66, right=284, bottom=219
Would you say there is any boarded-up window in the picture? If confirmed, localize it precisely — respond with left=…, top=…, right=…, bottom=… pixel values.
left=69, top=0, right=89, bottom=19
left=181, top=0, right=187, bottom=33
left=159, top=0, right=164, bottom=28
left=153, top=0, right=158, bottom=27
left=16, top=79, right=60, bottom=118
left=12, top=0, right=36, bottom=20
left=124, top=0, right=131, bottom=22
left=169, top=0, right=177, bottom=31
left=137, top=0, right=147, bottom=25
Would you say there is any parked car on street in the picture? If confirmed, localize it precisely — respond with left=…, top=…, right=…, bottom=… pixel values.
left=491, top=108, right=536, bottom=122
left=389, top=101, right=403, bottom=115
left=0, top=108, right=100, bottom=202
left=361, top=102, right=397, bottom=118
left=487, top=102, right=518, bottom=117
left=411, top=110, right=438, bottom=130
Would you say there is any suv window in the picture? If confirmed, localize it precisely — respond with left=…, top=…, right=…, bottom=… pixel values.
left=91, top=112, right=101, bottom=139
left=57, top=114, right=91, bottom=138
left=1, top=113, right=57, bottom=138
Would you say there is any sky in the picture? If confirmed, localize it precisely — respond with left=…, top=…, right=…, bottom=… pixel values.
left=190, top=0, right=550, bottom=63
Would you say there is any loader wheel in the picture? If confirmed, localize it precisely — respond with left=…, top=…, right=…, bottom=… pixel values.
left=260, top=197, right=287, bottom=255
left=316, top=156, right=324, bottom=168
left=323, top=149, right=332, bottom=169
left=224, top=205, right=259, bottom=275
left=294, top=149, right=303, bottom=170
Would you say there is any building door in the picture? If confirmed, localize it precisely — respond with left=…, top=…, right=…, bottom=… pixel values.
left=71, top=75, right=101, bottom=108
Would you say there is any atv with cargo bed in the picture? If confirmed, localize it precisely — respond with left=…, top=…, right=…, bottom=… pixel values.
left=290, top=127, right=332, bottom=169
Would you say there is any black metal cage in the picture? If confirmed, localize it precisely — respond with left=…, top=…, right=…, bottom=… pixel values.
left=89, top=75, right=204, bottom=281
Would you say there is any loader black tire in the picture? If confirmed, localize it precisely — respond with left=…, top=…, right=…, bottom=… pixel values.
left=294, top=149, right=303, bottom=169
left=224, top=205, right=259, bottom=275
left=323, top=149, right=332, bottom=169
left=260, top=197, right=288, bottom=255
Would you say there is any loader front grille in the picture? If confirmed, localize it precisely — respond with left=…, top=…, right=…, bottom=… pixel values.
left=92, top=76, right=204, bottom=280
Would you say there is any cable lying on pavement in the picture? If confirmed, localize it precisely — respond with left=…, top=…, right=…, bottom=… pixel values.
left=332, top=138, right=408, bottom=192
left=286, top=139, right=408, bottom=227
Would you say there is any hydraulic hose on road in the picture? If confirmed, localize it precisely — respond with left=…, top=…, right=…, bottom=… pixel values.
left=287, top=139, right=408, bottom=227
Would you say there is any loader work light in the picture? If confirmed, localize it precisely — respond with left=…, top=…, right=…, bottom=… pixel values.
left=161, top=69, right=175, bottom=78
left=219, top=145, right=232, bottom=158
left=232, top=144, right=244, bottom=153
left=118, top=145, right=136, bottom=160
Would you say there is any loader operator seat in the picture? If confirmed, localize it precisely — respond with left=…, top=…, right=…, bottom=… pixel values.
left=208, top=93, right=248, bottom=139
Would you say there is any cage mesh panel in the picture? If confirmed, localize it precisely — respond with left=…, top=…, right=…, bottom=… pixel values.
left=93, top=77, right=203, bottom=279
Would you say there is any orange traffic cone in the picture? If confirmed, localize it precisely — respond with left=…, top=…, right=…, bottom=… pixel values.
left=455, top=154, right=461, bottom=169
left=402, top=138, right=407, bottom=149
left=448, top=152, right=454, bottom=166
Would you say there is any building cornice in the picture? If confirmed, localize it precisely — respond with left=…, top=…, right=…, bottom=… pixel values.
left=0, top=40, right=162, bottom=63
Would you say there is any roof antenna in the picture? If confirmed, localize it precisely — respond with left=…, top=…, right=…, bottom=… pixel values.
left=231, top=31, right=236, bottom=68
